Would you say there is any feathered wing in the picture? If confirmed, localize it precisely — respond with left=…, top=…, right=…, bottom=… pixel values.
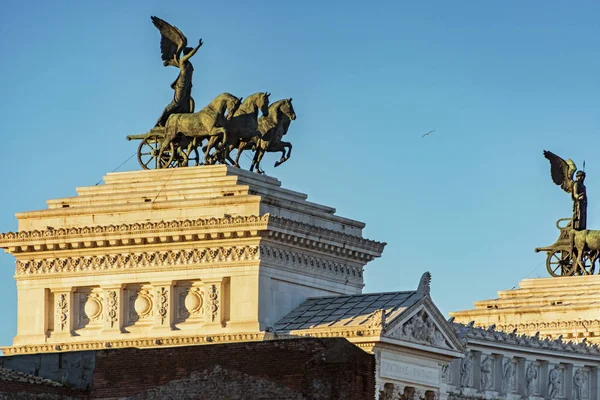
left=543, top=150, right=577, bottom=193
left=151, top=16, right=187, bottom=62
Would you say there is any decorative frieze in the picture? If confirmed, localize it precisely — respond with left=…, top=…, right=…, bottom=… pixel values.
left=259, top=245, right=363, bottom=284
left=267, top=215, right=385, bottom=261
left=15, top=245, right=260, bottom=276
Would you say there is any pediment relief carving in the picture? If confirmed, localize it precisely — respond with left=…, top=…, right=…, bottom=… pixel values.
left=387, top=308, right=451, bottom=349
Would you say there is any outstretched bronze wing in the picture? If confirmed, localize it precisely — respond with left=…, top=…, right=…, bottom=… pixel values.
left=151, top=16, right=187, bottom=63
left=543, top=150, right=577, bottom=193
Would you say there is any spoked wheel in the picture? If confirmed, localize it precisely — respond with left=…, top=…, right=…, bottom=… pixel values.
left=138, top=135, right=175, bottom=170
left=546, top=250, right=574, bottom=277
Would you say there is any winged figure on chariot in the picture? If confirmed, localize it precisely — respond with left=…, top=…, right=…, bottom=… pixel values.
left=151, top=16, right=203, bottom=127
left=126, top=16, right=297, bottom=175
left=543, top=150, right=587, bottom=230
left=535, top=151, right=599, bottom=277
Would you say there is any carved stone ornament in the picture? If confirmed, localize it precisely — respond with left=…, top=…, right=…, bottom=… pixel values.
left=525, top=362, right=538, bottom=396
left=260, top=245, right=363, bottom=284
left=453, top=322, right=600, bottom=355
left=391, top=309, right=450, bottom=349
left=460, top=351, right=473, bottom=388
left=501, top=358, right=515, bottom=396
left=207, top=284, right=219, bottom=322
left=156, top=287, right=169, bottom=325
left=56, top=293, right=69, bottom=331
left=130, top=290, right=153, bottom=322
left=480, top=355, right=493, bottom=391
left=17, top=245, right=260, bottom=276
left=573, top=368, right=585, bottom=400
left=368, top=309, right=387, bottom=330
left=179, top=287, right=204, bottom=319
left=1, top=215, right=269, bottom=244
left=81, top=293, right=103, bottom=324
left=547, top=365, right=562, bottom=399
left=105, top=290, right=118, bottom=328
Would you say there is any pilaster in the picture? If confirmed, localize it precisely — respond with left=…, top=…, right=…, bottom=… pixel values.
left=50, top=287, right=75, bottom=339
left=152, top=281, right=174, bottom=332
left=102, top=285, right=124, bottom=333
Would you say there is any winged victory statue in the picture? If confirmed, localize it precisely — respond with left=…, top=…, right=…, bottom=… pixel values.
left=151, top=16, right=203, bottom=127
left=543, top=150, right=587, bottom=230
left=534, top=150, right=598, bottom=277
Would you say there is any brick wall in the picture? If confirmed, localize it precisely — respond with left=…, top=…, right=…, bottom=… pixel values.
left=92, top=338, right=375, bottom=399
left=0, top=338, right=375, bottom=399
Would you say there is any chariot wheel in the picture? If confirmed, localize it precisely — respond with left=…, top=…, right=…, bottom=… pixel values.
left=546, top=250, right=574, bottom=277
left=137, top=135, right=175, bottom=170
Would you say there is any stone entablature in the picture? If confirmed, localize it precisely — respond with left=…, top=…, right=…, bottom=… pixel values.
left=0, top=166, right=385, bottom=355
left=443, top=322, right=600, bottom=400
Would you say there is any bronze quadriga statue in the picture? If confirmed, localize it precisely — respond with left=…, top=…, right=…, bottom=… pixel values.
left=125, top=17, right=296, bottom=174
left=536, top=151, right=599, bottom=276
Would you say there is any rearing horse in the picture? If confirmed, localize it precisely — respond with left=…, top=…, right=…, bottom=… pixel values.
left=158, top=92, right=241, bottom=163
left=221, top=92, right=270, bottom=167
left=249, top=99, right=296, bottom=173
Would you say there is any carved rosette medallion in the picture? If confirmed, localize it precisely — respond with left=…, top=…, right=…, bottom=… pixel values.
left=208, top=284, right=219, bottom=322
left=82, top=293, right=103, bottom=323
left=180, top=287, right=204, bottom=319
left=156, top=287, right=169, bottom=325
left=56, top=293, right=69, bottom=331
left=106, top=291, right=118, bottom=328
left=131, top=290, right=153, bottom=322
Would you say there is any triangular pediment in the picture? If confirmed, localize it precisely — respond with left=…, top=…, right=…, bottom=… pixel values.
left=384, top=297, right=464, bottom=353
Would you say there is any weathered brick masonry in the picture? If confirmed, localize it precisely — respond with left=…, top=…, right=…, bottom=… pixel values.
left=0, top=338, right=375, bottom=399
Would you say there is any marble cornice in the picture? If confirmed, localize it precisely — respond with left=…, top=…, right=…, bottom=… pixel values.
left=0, top=214, right=384, bottom=264
left=1, top=332, right=268, bottom=355
left=0, top=215, right=269, bottom=255
left=259, top=245, right=364, bottom=285
left=267, top=215, right=386, bottom=258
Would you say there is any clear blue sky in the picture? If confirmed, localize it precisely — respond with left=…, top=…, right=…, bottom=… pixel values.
left=0, top=1, right=599, bottom=347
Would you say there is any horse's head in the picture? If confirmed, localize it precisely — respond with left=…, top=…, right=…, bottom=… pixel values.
left=226, top=96, right=242, bottom=121
left=281, top=98, right=296, bottom=121
left=259, top=92, right=271, bottom=117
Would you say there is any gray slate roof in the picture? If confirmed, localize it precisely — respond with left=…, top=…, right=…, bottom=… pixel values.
left=274, top=291, right=421, bottom=331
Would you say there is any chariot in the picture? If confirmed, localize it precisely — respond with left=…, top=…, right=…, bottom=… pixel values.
left=535, top=218, right=600, bottom=277
left=126, top=128, right=201, bottom=170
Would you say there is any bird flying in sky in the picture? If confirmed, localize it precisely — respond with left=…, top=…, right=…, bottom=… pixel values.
left=421, top=130, right=435, bottom=138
